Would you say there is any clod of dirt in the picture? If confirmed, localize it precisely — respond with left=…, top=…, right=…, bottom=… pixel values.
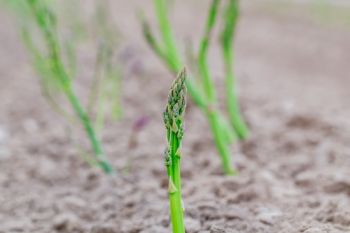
left=226, top=186, right=260, bottom=204
left=294, top=170, right=318, bottom=188
left=184, top=217, right=201, bottom=232
left=256, top=207, right=283, bottom=226
left=323, top=181, right=350, bottom=195
left=221, top=206, right=249, bottom=221
left=52, top=213, right=80, bottom=231
left=315, top=202, right=350, bottom=227
left=323, top=173, right=350, bottom=195
left=210, top=225, right=239, bottom=233
left=285, top=114, right=335, bottom=135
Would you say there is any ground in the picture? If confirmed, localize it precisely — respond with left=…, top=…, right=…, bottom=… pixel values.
left=0, top=0, right=350, bottom=232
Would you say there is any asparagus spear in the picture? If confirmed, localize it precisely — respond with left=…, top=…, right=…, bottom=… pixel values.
left=141, top=0, right=238, bottom=175
left=163, top=68, right=187, bottom=233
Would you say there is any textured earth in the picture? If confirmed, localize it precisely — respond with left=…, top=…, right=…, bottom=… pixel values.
left=0, top=0, right=350, bottom=232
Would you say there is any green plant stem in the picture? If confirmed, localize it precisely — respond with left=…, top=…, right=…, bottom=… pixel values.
left=197, top=0, right=236, bottom=174
left=221, top=0, right=249, bottom=139
left=224, top=54, right=248, bottom=139
left=208, top=110, right=235, bottom=175
left=142, top=20, right=172, bottom=69
left=197, top=0, right=219, bottom=103
left=164, top=69, right=187, bottom=233
left=145, top=0, right=236, bottom=175
left=167, top=132, right=185, bottom=233
left=65, top=86, right=113, bottom=174
left=153, top=0, right=206, bottom=109
left=27, top=0, right=113, bottom=174
left=154, top=0, right=181, bottom=70
left=40, top=80, right=78, bottom=125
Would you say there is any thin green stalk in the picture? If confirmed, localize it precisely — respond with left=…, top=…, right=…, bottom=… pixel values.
left=154, top=0, right=181, bottom=70
left=40, top=79, right=78, bottom=125
left=27, top=0, right=113, bottom=174
left=65, top=87, right=113, bottom=174
left=142, top=0, right=236, bottom=175
left=21, top=28, right=77, bottom=124
left=207, top=111, right=236, bottom=175
left=152, top=0, right=206, bottom=109
left=163, top=69, right=187, bottom=233
left=197, top=0, right=220, bottom=103
left=197, top=0, right=236, bottom=174
left=142, top=19, right=171, bottom=67
left=220, top=0, right=249, bottom=139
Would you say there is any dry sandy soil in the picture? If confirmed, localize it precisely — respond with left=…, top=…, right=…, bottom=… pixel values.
left=0, top=0, right=350, bottom=232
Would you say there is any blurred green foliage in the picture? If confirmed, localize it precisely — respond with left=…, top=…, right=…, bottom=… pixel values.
left=141, top=0, right=248, bottom=175
left=3, top=0, right=123, bottom=174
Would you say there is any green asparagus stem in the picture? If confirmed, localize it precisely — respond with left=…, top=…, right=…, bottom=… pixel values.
left=163, top=68, right=187, bottom=233
left=21, top=28, right=77, bottom=124
left=142, top=0, right=237, bottom=175
left=220, top=0, right=249, bottom=139
left=197, top=0, right=219, bottom=103
left=26, top=0, right=113, bottom=174
left=197, top=0, right=235, bottom=174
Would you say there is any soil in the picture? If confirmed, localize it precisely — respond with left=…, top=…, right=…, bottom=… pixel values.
left=1, top=0, right=350, bottom=232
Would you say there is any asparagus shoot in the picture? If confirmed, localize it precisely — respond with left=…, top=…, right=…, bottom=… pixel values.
left=141, top=0, right=241, bottom=175
left=163, top=68, right=187, bottom=233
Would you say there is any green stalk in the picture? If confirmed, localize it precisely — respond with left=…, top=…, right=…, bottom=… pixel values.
left=27, top=0, right=113, bottom=174
left=220, top=0, right=249, bottom=139
left=142, top=19, right=172, bottom=70
left=65, top=87, right=113, bottom=174
left=197, top=0, right=220, bottom=103
left=154, top=0, right=181, bottom=70
left=207, top=111, right=236, bottom=175
left=142, top=0, right=236, bottom=175
left=21, top=28, right=77, bottom=124
left=153, top=0, right=206, bottom=109
left=197, top=0, right=235, bottom=174
left=163, top=69, right=187, bottom=233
